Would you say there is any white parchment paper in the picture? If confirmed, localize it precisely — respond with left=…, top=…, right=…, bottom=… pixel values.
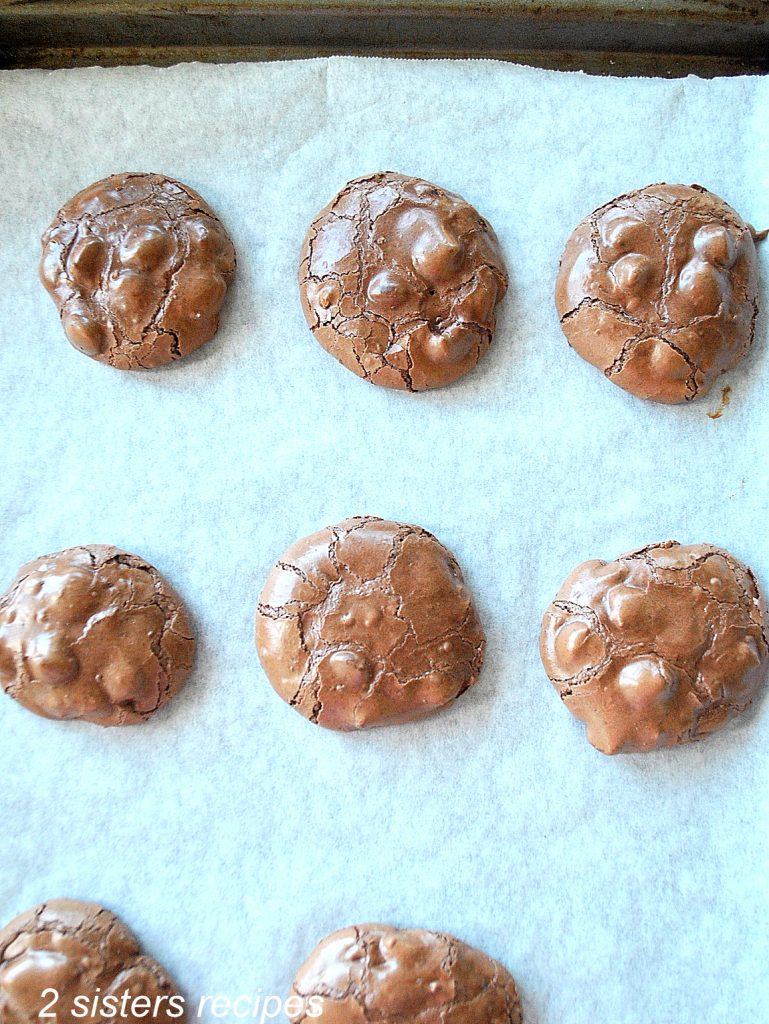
left=0, top=57, right=768, bottom=1024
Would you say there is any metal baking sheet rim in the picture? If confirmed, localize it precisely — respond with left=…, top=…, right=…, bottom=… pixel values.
left=0, top=1, right=768, bottom=75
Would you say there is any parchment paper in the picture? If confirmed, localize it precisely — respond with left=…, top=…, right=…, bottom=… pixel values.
left=0, top=57, right=767, bottom=1024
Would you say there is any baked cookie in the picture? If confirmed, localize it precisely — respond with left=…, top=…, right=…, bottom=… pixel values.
left=540, top=541, right=768, bottom=753
left=299, top=172, right=508, bottom=391
left=555, top=184, right=760, bottom=403
left=0, top=545, right=194, bottom=726
left=40, top=172, right=235, bottom=369
left=288, top=924, right=522, bottom=1024
left=0, top=899, right=185, bottom=1023
left=256, top=517, right=485, bottom=729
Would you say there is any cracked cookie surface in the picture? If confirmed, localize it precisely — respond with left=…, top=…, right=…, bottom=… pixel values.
left=288, top=924, right=522, bottom=1024
left=540, top=541, right=768, bottom=754
left=555, top=184, right=759, bottom=403
left=255, top=517, right=485, bottom=729
left=299, top=172, right=508, bottom=391
left=0, top=545, right=195, bottom=726
left=40, top=172, right=236, bottom=369
left=0, top=899, right=185, bottom=1023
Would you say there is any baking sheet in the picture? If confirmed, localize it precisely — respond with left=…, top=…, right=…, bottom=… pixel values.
left=0, top=57, right=768, bottom=1024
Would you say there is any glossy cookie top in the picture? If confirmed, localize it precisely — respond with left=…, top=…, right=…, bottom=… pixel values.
left=40, top=172, right=235, bottom=369
left=0, top=900, right=185, bottom=1023
left=256, top=517, right=485, bottom=729
left=0, top=545, right=194, bottom=726
left=555, top=184, right=758, bottom=403
left=540, top=541, right=768, bottom=753
left=300, top=172, right=508, bottom=391
left=289, top=924, right=522, bottom=1024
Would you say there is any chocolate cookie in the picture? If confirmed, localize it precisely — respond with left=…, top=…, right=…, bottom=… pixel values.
left=0, top=545, right=194, bottom=726
left=540, top=541, right=768, bottom=754
left=299, top=172, right=508, bottom=391
left=40, top=172, right=236, bottom=369
left=0, top=900, right=185, bottom=1023
left=555, top=184, right=760, bottom=403
left=255, top=517, right=485, bottom=729
left=288, top=924, right=522, bottom=1024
